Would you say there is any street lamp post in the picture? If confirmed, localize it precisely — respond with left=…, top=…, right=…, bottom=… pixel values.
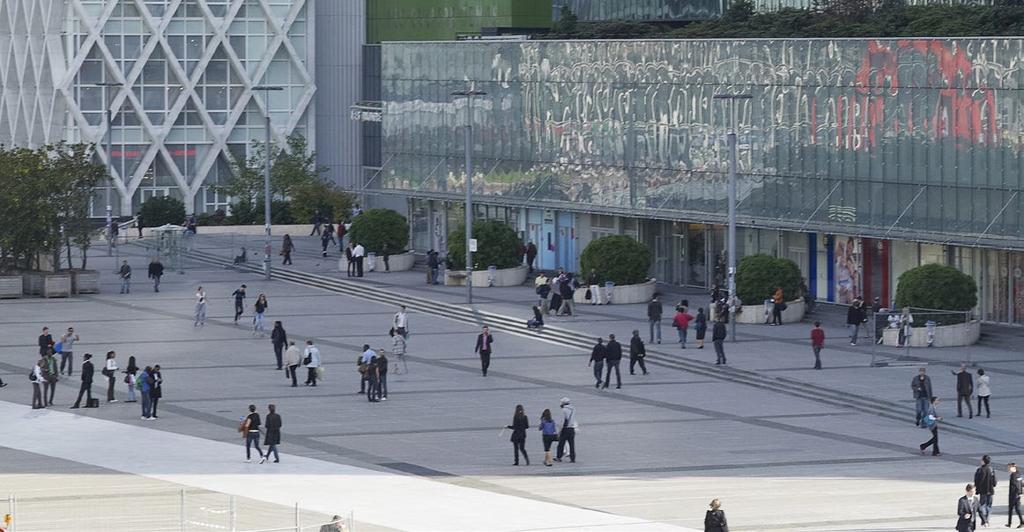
left=451, top=88, right=486, bottom=305
left=95, top=82, right=123, bottom=258
left=713, top=93, right=752, bottom=342
left=253, top=86, right=284, bottom=282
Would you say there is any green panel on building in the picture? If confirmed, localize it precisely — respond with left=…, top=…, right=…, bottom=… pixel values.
left=367, top=0, right=552, bottom=43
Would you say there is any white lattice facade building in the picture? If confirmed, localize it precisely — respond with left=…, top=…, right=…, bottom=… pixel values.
left=0, top=0, right=315, bottom=215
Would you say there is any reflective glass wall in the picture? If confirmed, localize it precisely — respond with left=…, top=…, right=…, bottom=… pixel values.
left=381, top=39, right=1024, bottom=250
left=551, top=0, right=722, bottom=21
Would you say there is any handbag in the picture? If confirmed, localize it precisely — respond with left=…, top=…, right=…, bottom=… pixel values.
left=316, top=366, right=325, bottom=378
left=584, top=289, right=592, bottom=300
left=303, top=354, right=312, bottom=365
left=124, top=374, right=131, bottom=384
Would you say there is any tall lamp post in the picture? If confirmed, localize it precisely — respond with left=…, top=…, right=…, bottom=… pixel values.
left=713, top=93, right=751, bottom=342
left=253, top=85, right=284, bottom=281
left=95, top=81, right=124, bottom=257
left=451, top=88, right=486, bottom=304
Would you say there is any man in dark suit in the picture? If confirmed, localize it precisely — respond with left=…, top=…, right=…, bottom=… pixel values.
left=1008, top=462, right=1023, bottom=528
left=952, top=363, right=974, bottom=418
left=957, top=483, right=977, bottom=532
left=628, top=330, right=647, bottom=375
left=474, top=326, right=494, bottom=376
left=602, top=334, right=622, bottom=389
left=712, top=319, right=727, bottom=365
left=912, top=367, right=933, bottom=426
left=70, top=353, right=94, bottom=408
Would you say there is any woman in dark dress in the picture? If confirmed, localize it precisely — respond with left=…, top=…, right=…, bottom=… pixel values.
left=506, top=404, right=530, bottom=466
left=694, top=308, right=708, bottom=349
left=704, top=498, right=728, bottom=532
left=264, top=404, right=282, bottom=463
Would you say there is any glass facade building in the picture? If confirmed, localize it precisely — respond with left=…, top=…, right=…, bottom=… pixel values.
left=367, top=0, right=551, bottom=43
left=377, top=38, right=1024, bottom=323
left=552, top=0, right=724, bottom=21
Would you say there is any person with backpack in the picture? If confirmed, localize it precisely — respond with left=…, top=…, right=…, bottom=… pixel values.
left=284, top=341, right=301, bottom=387
left=629, top=330, right=647, bottom=376
left=241, top=404, right=266, bottom=464
left=918, top=396, right=942, bottom=456
left=123, top=356, right=139, bottom=402
left=539, top=409, right=558, bottom=467
left=320, top=228, right=332, bottom=257
left=30, top=359, right=45, bottom=409
left=303, top=340, right=321, bottom=387
left=506, top=404, right=529, bottom=466
left=264, top=404, right=282, bottom=463
left=555, top=397, right=577, bottom=463
left=974, top=455, right=997, bottom=527
left=70, top=354, right=95, bottom=409
left=147, top=257, right=164, bottom=292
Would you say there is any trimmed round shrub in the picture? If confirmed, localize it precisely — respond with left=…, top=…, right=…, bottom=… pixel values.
left=139, top=196, right=186, bottom=227
left=448, top=219, right=521, bottom=270
left=895, top=263, right=977, bottom=311
left=579, top=235, right=651, bottom=285
left=348, top=208, right=409, bottom=253
left=735, top=254, right=801, bottom=305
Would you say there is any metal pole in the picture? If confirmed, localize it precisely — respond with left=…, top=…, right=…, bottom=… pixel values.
left=263, top=112, right=272, bottom=281
left=179, top=489, right=186, bottom=532
left=294, top=502, right=300, bottom=532
left=9, top=494, right=16, bottom=532
left=727, top=129, right=738, bottom=343
left=229, top=495, right=236, bottom=532
left=464, top=93, right=474, bottom=304
left=105, top=108, right=113, bottom=258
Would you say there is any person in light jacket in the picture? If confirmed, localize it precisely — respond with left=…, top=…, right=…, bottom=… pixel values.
left=390, top=328, right=407, bottom=374
left=303, top=340, right=321, bottom=387
left=554, top=397, right=577, bottom=463
left=104, top=351, right=119, bottom=403
left=31, top=359, right=45, bottom=409
left=975, top=368, right=990, bottom=418
left=284, top=341, right=301, bottom=387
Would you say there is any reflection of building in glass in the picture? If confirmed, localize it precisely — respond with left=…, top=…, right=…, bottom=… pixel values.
left=368, top=0, right=551, bottom=43
left=376, top=38, right=1024, bottom=325
left=552, top=0, right=724, bottom=21
left=1, top=0, right=315, bottom=215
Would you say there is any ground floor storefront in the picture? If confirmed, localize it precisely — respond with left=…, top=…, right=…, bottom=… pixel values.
left=404, top=198, right=1024, bottom=325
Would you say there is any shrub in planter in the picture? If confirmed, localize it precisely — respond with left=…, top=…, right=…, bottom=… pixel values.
left=448, top=220, right=521, bottom=270
left=348, top=209, right=409, bottom=253
left=736, top=254, right=801, bottom=305
left=196, top=209, right=229, bottom=226
left=139, top=196, right=186, bottom=227
left=895, top=263, right=977, bottom=316
left=228, top=199, right=295, bottom=225
left=579, top=235, right=651, bottom=285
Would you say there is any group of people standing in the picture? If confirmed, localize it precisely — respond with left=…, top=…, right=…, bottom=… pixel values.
left=534, top=271, right=578, bottom=317
left=30, top=326, right=163, bottom=420
left=504, top=397, right=578, bottom=467
left=912, top=364, right=995, bottom=458
left=956, top=455, right=1023, bottom=530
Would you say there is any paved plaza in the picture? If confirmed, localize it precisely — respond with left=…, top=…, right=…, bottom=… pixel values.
left=1, top=232, right=1023, bottom=531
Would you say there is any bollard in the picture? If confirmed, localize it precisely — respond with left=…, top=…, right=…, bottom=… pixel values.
left=179, top=489, right=186, bottom=532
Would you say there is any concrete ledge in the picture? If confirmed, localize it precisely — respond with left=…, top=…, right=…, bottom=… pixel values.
left=0, top=275, right=21, bottom=298
left=371, top=251, right=415, bottom=272
left=69, top=270, right=100, bottom=294
left=573, top=279, right=657, bottom=305
left=735, top=299, right=805, bottom=324
left=22, top=272, right=42, bottom=295
left=446, top=265, right=528, bottom=287
left=42, top=273, right=72, bottom=298
left=142, top=224, right=314, bottom=237
left=882, top=320, right=980, bottom=347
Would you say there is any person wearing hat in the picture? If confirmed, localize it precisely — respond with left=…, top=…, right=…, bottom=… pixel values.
left=554, top=397, right=578, bottom=463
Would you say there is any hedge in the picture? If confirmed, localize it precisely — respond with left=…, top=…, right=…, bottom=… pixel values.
left=139, top=196, right=186, bottom=228
left=735, top=254, right=801, bottom=305
left=348, top=208, right=409, bottom=253
left=895, top=263, right=977, bottom=312
left=448, top=219, right=522, bottom=270
left=579, top=235, right=651, bottom=285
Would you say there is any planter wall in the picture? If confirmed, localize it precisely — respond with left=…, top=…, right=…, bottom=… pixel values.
left=0, top=276, right=22, bottom=298
left=446, top=265, right=528, bottom=287
left=42, top=273, right=72, bottom=298
left=882, top=321, right=980, bottom=348
left=69, top=270, right=100, bottom=294
left=573, top=279, right=657, bottom=305
left=734, top=299, right=805, bottom=324
left=371, top=251, right=415, bottom=272
left=22, top=272, right=42, bottom=295
left=143, top=224, right=314, bottom=237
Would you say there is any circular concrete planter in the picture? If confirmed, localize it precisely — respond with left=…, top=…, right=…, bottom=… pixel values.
left=882, top=321, right=980, bottom=348
left=446, top=265, right=528, bottom=287
left=734, top=298, right=805, bottom=324
left=68, top=270, right=100, bottom=294
left=573, top=279, right=657, bottom=305
left=0, top=275, right=22, bottom=298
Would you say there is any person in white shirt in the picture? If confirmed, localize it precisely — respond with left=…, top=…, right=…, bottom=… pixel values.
left=975, top=368, right=991, bottom=418
left=31, top=359, right=45, bottom=409
left=303, top=341, right=321, bottom=387
left=358, top=344, right=375, bottom=393
left=194, top=287, right=207, bottom=327
left=104, top=351, right=119, bottom=403
left=353, top=243, right=366, bottom=277
left=393, top=306, right=409, bottom=338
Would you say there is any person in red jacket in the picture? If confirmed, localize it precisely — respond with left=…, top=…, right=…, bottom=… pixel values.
left=672, top=309, right=693, bottom=349
left=811, top=321, right=825, bottom=369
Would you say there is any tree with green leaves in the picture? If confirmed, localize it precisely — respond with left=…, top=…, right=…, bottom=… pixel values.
left=448, top=220, right=522, bottom=270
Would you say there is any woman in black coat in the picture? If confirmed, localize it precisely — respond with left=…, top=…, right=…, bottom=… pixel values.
left=506, top=404, right=530, bottom=466
left=704, top=498, right=728, bottom=532
left=264, top=404, right=282, bottom=463
left=270, top=321, right=287, bottom=370
left=694, top=308, right=708, bottom=349
left=149, top=365, right=163, bottom=419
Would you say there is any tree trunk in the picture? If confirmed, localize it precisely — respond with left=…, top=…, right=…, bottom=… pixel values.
left=80, top=245, right=89, bottom=270
left=66, top=239, right=73, bottom=270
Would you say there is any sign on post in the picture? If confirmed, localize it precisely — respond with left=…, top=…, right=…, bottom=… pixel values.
left=469, top=239, right=478, bottom=252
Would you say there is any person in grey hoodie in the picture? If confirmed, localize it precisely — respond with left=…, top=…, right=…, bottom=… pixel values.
left=554, top=397, right=578, bottom=463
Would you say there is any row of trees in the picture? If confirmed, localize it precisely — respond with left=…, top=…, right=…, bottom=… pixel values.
left=0, top=143, right=107, bottom=272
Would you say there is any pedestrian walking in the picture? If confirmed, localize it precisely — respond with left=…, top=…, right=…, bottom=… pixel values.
left=320, top=516, right=346, bottom=532
left=309, top=212, right=322, bottom=236
left=603, top=334, right=622, bottom=389
left=390, top=328, right=407, bottom=374
left=974, top=455, right=997, bottom=527
left=704, top=499, right=729, bottom=532
left=537, top=276, right=552, bottom=315
left=253, top=294, right=269, bottom=336
left=912, top=367, right=933, bottom=426
left=381, top=243, right=391, bottom=273
left=353, top=243, right=365, bottom=276
left=647, top=295, right=663, bottom=344
left=629, top=330, right=647, bottom=375
left=303, top=340, right=321, bottom=387
left=770, top=287, right=785, bottom=326
left=281, top=234, right=295, bottom=265
left=957, top=483, right=977, bottom=532
left=38, top=326, right=53, bottom=357
left=232, top=284, right=247, bottom=324
left=70, top=354, right=94, bottom=409
left=241, top=404, right=266, bottom=464
left=554, top=397, right=577, bottom=463
left=846, top=298, right=867, bottom=345
left=475, top=325, right=495, bottom=377
left=138, top=366, right=152, bottom=419
left=345, top=244, right=355, bottom=277
left=558, top=274, right=576, bottom=316
left=364, top=351, right=380, bottom=402
left=102, top=351, right=119, bottom=402
left=918, top=396, right=942, bottom=456
left=539, top=409, right=557, bottom=467
left=426, top=249, right=440, bottom=285
left=975, top=368, right=991, bottom=418
left=712, top=319, right=727, bottom=365
left=393, top=305, right=409, bottom=338
left=30, top=359, right=45, bottom=409
left=586, top=270, right=600, bottom=305
left=271, top=321, right=287, bottom=370
left=59, top=327, right=78, bottom=376
left=588, top=338, right=606, bottom=388
left=811, top=321, right=825, bottom=369
left=284, top=341, right=301, bottom=387
left=147, top=257, right=164, bottom=292
left=1008, top=462, right=1023, bottom=528
left=123, top=356, right=138, bottom=402
left=136, top=213, right=144, bottom=238
left=694, top=308, right=708, bottom=349
left=42, top=350, right=58, bottom=406
left=526, top=242, right=537, bottom=274
left=506, top=404, right=530, bottom=466
left=149, top=364, right=163, bottom=418
left=194, top=286, right=207, bottom=327
left=324, top=222, right=336, bottom=247
left=320, top=229, right=332, bottom=257
left=264, top=404, right=282, bottom=463
left=673, top=307, right=694, bottom=349
left=952, top=363, right=974, bottom=418
left=118, top=260, right=132, bottom=293
left=375, top=349, right=389, bottom=401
